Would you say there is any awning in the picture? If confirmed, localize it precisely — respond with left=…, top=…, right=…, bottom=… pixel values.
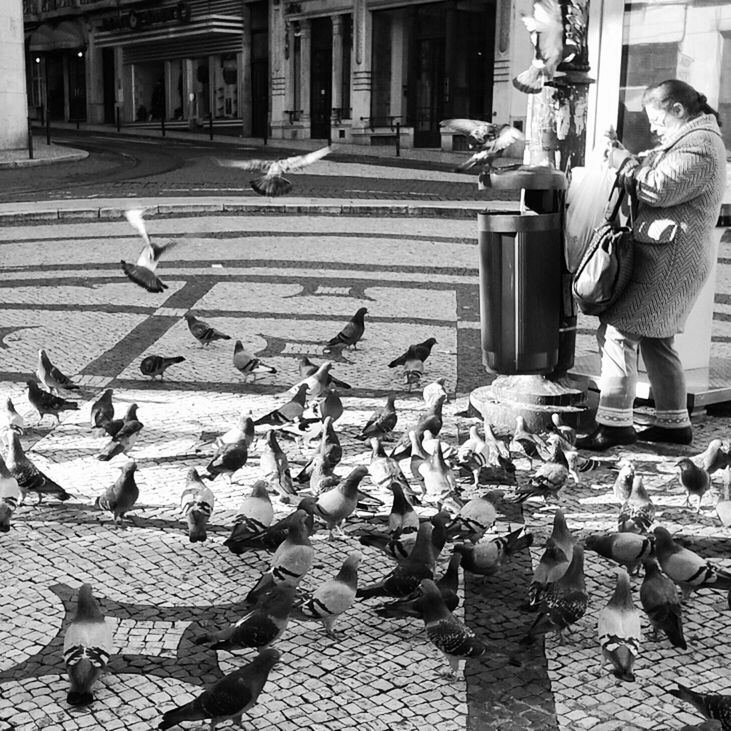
left=28, top=20, right=87, bottom=51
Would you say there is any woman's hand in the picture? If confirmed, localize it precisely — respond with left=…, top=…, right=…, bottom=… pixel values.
left=606, top=144, right=632, bottom=171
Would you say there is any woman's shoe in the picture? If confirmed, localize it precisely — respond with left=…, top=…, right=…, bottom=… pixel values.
left=636, top=425, right=692, bottom=445
left=575, top=425, right=638, bottom=451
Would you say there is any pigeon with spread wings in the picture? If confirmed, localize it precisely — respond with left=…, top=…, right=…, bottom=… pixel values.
left=454, top=125, right=525, bottom=173
left=439, top=119, right=499, bottom=148
left=120, top=209, right=176, bottom=293
left=217, top=145, right=332, bottom=197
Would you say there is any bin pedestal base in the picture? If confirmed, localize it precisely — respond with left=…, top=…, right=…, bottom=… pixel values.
left=469, top=375, right=591, bottom=433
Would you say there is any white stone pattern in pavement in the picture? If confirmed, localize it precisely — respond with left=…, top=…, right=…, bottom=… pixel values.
left=0, top=214, right=729, bottom=731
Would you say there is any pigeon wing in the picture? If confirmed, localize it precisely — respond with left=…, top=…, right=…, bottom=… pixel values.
left=279, top=145, right=332, bottom=172
left=216, top=157, right=273, bottom=172
left=124, top=208, right=150, bottom=246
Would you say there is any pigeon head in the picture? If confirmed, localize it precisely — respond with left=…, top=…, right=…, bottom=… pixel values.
left=0, top=504, right=13, bottom=532
left=251, top=480, right=271, bottom=499
left=183, top=312, right=195, bottom=321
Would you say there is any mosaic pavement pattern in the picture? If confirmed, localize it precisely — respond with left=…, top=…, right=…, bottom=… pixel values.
left=0, top=212, right=729, bottom=731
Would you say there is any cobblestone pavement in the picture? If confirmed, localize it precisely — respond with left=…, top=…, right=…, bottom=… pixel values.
left=0, top=209, right=729, bottom=731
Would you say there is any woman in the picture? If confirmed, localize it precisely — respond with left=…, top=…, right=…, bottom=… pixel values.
left=576, top=79, right=727, bottom=451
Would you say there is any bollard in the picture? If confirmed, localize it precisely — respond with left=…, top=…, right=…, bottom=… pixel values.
left=395, top=121, right=401, bottom=157
left=209, top=112, right=213, bottom=140
left=76, top=119, right=80, bottom=130
left=115, top=106, right=120, bottom=132
left=161, top=115, right=166, bottom=137
left=27, top=117, right=34, bottom=160
left=46, top=110, right=51, bottom=145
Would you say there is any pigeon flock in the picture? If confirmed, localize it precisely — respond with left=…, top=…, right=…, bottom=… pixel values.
left=0, top=210, right=730, bottom=730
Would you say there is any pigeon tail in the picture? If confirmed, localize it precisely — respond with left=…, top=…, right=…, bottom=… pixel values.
left=513, top=67, right=543, bottom=94
left=67, top=690, right=94, bottom=707
left=158, top=701, right=206, bottom=730
left=251, top=175, right=292, bottom=197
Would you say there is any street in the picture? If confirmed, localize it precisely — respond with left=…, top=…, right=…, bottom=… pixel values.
left=0, top=138, right=729, bottom=731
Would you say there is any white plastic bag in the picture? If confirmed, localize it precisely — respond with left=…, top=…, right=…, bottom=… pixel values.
left=564, top=145, right=616, bottom=272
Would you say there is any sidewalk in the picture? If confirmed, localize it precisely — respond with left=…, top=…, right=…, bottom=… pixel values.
left=0, top=139, right=88, bottom=168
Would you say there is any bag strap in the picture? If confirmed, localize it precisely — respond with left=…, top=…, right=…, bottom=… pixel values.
left=604, top=174, right=637, bottom=227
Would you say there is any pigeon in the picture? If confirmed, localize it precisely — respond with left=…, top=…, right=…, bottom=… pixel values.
left=417, top=578, right=488, bottom=678
left=598, top=568, right=641, bottom=683
left=677, top=457, right=711, bottom=512
left=158, top=648, right=281, bottom=730
left=0, top=453, right=21, bottom=532
left=439, top=119, right=499, bottom=148
left=419, top=439, right=457, bottom=505
left=99, top=402, right=139, bottom=440
left=36, top=349, right=79, bottom=393
left=223, top=480, right=274, bottom=554
left=717, top=481, right=731, bottom=529
left=388, top=338, right=438, bottom=369
left=408, top=431, right=428, bottom=489
left=445, top=491, right=499, bottom=543
left=386, top=480, right=420, bottom=535
left=315, top=388, right=343, bottom=424
left=403, top=359, right=424, bottom=391
left=121, top=208, right=177, bottom=293
left=95, top=461, right=139, bottom=527
left=513, top=0, right=569, bottom=94
left=693, top=438, right=729, bottom=476
left=63, top=584, right=113, bottom=707
left=295, top=416, right=341, bottom=483
left=550, top=413, right=576, bottom=447
left=288, top=361, right=334, bottom=400
left=390, top=394, right=446, bottom=461
left=653, top=526, right=731, bottom=601
left=525, top=509, right=574, bottom=611
left=26, top=379, right=78, bottom=424
left=6, top=430, right=71, bottom=504
left=180, top=469, right=216, bottom=542
left=245, top=510, right=315, bottom=605
left=89, top=389, right=114, bottom=429
left=368, top=437, right=417, bottom=501
left=454, top=125, right=525, bottom=172
left=298, top=356, right=351, bottom=389
left=228, top=498, right=317, bottom=555
left=585, top=532, right=654, bottom=575
left=357, top=522, right=436, bottom=599
left=617, top=475, right=656, bottom=534
left=639, top=558, right=686, bottom=649
left=233, top=341, right=276, bottom=382
left=253, top=384, right=308, bottom=427
left=314, top=465, right=368, bottom=540
left=184, top=312, right=231, bottom=347
left=521, top=545, right=588, bottom=645
left=214, top=411, right=255, bottom=453
left=456, top=425, right=501, bottom=487
left=307, top=453, right=339, bottom=496
left=259, top=431, right=296, bottom=501
left=509, top=435, right=570, bottom=503
left=96, top=417, right=143, bottom=461
left=216, top=145, right=331, bottom=197
left=324, top=307, right=367, bottom=350
left=140, top=355, right=186, bottom=380
left=423, top=378, right=448, bottom=408
left=1, top=397, right=25, bottom=434
left=376, top=552, right=462, bottom=620
left=454, top=527, right=533, bottom=577
left=613, top=459, right=635, bottom=503
left=205, top=438, right=248, bottom=482
left=484, top=420, right=512, bottom=461
left=290, top=551, right=362, bottom=638
left=356, top=395, right=398, bottom=442
left=194, top=584, right=295, bottom=651
left=669, top=683, right=731, bottom=729
left=511, top=415, right=549, bottom=466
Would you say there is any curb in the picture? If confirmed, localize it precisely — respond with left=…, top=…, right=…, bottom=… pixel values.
left=0, top=200, right=497, bottom=224
left=0, top=148, right=89, bottom=169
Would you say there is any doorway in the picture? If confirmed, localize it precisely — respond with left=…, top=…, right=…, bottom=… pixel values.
left=310, top=17, right=332, bottom=140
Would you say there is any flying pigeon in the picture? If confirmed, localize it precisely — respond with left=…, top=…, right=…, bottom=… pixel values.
left=454, top=125, right=525, bottom=173
left=121, top=208, right=177, bottom=293
left=439, top=119, right=499, bottom=148
left=216, top=145, right=331, bottom=197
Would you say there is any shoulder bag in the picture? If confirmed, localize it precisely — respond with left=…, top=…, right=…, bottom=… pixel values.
left=572, top=179, right=635, bottom=316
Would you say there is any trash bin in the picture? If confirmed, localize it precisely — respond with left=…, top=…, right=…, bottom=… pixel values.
left=478, top=166, right=567, bottom=375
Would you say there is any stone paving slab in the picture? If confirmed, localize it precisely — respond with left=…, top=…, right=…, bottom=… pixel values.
left=0, top=211, right=729, bottom=731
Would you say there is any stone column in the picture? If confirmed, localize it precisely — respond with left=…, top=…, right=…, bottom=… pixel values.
left=331, top=14, right=343, bottom=122
left=240, top=1, right=252, bottom=136
left=86, top=30, right=105, bottom=124
left=389, top=10, right=405, bottom=120
left=270, top=1, right=286, bottom=136
left=0, top=0, right=28, bottom=149
left=350, top=0, right=372, bottom=130
left=299, top=19, right=311, bottom=128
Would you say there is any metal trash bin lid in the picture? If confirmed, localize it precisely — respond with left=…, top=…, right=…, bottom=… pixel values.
left=486, top=165, right=567, bottom=191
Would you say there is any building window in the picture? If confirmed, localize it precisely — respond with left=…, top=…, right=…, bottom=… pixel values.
left=370, top=10, right=392, bottom=124
left=618, top=1, right=731, bottom=153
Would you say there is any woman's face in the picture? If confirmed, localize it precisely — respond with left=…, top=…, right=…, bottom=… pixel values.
left=644, top=102, right=685, bottom=142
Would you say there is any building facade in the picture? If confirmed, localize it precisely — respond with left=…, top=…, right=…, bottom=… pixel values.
left=22, top=0, right=731, bottom=153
